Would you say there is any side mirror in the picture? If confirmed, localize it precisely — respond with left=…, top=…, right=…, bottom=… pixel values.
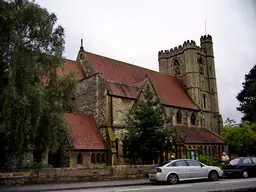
left=201, top=164, right=205, bottom=167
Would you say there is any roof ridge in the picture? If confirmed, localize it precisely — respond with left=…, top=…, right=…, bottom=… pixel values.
left=85, top=51, right=159, bottom=73
left=63, top=58, right=76, bottom=62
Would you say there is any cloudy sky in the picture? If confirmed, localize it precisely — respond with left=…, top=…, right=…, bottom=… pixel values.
left=37, top=0, right=256, bottom=123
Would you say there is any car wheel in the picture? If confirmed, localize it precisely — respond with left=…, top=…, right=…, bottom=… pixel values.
left=242, top=170, right=249, bottom=178
left=167, top=173, right=179, bottom=184
left=208, top=170, right=219, bottom=181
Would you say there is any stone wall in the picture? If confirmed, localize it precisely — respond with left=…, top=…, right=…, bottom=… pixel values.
left=74, top=73, right=108, bottom=127
left=112, top=97, right=135, bottom=126
left=75, top=74, right=97, bottom=117
left=0, top=165, right=154, bottom=186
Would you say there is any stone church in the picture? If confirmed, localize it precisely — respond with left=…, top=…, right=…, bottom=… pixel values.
left=56, top=34, right=226, bottom=167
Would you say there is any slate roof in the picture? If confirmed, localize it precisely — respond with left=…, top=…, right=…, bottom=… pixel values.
left=174, top=125, right=225, bottom=144
left=65, top=113, right=106, bottom=150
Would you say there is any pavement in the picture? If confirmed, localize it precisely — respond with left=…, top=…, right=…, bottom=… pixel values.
left=0, top=178, right=150, bottom=192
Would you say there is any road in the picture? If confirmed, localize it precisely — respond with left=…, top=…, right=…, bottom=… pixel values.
left=48, top=178, right=256, bottom=192
left=1, top=178, right=256, bottom=192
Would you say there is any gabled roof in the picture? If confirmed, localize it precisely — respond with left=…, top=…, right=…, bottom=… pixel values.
left=174, top=125, right=225, bottom=144
left=85, top=52, right=199, bottom=110
left=65, top=113, right=106, bottom=150
left=57, top=59, right=84, bottom=80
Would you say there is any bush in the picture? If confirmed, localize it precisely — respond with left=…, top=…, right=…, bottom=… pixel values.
left=199, top=156, right=220, bottom=166
left=23, top=162, right=52, bottom=171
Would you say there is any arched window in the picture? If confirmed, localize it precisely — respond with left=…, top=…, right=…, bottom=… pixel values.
left=203, top=94, right=206, bottom=108
left=115, top=138, right=119, bottom=158
left=191, top=112, right=196, bottom=125
left=198, top=57, right=204, bottom=75
left=102, top=153, right=106, bottom=163
left=173, top=59, right=180, bottom=75
left=97, top=153, right=101, bottom=163
left=77, top=153, right=83, bottom=165
left=91, top=153, right=96, bottom=164
left=176, top=110, right=182, bottom=124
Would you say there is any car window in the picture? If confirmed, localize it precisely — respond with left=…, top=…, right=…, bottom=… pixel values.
left=187, top=160, right=202, bottom=166
left=175, top=160, right=187, bottom=166
left=158, top=161, right=171, bottom=167
left=243, top=158, right=253, bottom=164
left=251, top=158, right=256, bottom=164
left=229, top=158, right=240, bottom=165
left=167, top=162, right=177, bottom=167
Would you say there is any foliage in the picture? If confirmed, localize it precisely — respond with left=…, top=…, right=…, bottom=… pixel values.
left=23, top=162, right=52, bottom=171
left=199, top=156, right=220, bottom=166
left=237, top=64, right=256, bottom=124
left=223, top=118, right=237, bottom=126
left=123, top=85, right=175, bottom=164
left=0, top=0, right=76, bottom=169
left=222, top=121, right=256, bottom=156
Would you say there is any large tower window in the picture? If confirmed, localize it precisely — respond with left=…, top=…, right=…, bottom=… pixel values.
left=173, top=58, right=180, bottom=75
left=198, top=57, right=204, bottom=75
left=176, top=110, right=182, bottom=124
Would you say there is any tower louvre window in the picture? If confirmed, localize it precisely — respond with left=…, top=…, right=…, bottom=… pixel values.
left=173, top=59, right=180, bottom=75
left=198, top=57, right=204, bottom=75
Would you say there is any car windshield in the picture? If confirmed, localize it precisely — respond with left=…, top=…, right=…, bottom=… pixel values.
left=157, top=160, right=172, bottom=167
left=229, top=158, right=240, bottom=165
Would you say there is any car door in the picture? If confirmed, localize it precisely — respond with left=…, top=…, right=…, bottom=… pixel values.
left=242, top=157, right=254, bottom=176
left=166, top=160, right=190, bottom=180
left=251, top=157, right=256, bottom=176
left=186, top=160, right=208, bottom=178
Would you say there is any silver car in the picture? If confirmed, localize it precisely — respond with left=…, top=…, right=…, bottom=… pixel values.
left=149, top=159, right=223, bottom=184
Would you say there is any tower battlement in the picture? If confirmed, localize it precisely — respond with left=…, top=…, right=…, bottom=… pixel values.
left=158, top=39, right=204, bottom=59
left=200, top=34, right=212, bottom=44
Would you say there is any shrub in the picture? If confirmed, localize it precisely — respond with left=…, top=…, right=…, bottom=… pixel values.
left=199, top=156, right=220, bottom=166
left=23, top=162, right=52, bottom=171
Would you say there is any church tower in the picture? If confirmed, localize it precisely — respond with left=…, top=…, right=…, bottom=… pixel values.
left=158, top=35, right=222, bottom=134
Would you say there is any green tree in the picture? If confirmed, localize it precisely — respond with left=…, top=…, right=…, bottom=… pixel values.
left=237, top=64, right=256, bottom=124
left=0, top=0, right=76, bottom=169
left=222, top=121, right=256, bottom=156
left=223, top=118, right=237, bottom=126
left=123, top=85, right=174, bottom=164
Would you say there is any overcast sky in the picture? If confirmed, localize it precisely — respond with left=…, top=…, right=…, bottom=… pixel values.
left=37, top=0, right=256, bottom=123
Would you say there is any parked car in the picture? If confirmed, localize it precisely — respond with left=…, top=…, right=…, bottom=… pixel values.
left=223, top=157, right=256, bottom=178
left=148, top=159, right=223, bottom=184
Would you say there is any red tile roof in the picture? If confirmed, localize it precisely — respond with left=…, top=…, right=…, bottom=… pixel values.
left=107, top=81, right=138, bottom=98
left=173, top=125, right=225, bottom=144
left=86, top=52, right=199, bottom=110
left=65, top=113, right=106, bottom=150
left=57, top=59, right=84, bottom=80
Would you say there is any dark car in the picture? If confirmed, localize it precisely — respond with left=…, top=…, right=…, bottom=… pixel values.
left=223, top=157, right=256, bottom=178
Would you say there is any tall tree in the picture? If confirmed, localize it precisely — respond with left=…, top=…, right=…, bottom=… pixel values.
left=237, top=64, right=256, bottom=124
left=123, top=85, right=174, bottom=164
left=0, top=0, right=76, bottom=169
